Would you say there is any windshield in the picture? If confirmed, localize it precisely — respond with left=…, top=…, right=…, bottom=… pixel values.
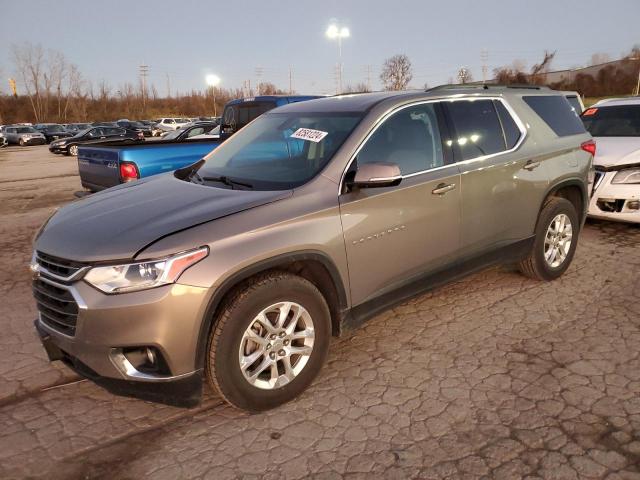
left=581, top=105, right=640, bottom=137
left=197, top=112, right=362, bottom=190
left=46, top=125, right=66, bottom=132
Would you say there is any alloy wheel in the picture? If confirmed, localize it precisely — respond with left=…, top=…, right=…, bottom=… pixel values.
left=544, top=213, right=573, bottom=268
left=238, top=301, right=315, bottom=390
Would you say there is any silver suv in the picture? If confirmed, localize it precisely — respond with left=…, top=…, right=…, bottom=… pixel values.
left=31, top=86, right=594, bottom=411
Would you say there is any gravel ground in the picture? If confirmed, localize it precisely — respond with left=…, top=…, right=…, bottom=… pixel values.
left=0, top=145, right=639, bottom=480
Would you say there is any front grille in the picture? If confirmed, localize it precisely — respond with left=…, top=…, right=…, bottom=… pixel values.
left=35, top=251, right=85, bottom=281
left=32, top=278, right=79, bottom=336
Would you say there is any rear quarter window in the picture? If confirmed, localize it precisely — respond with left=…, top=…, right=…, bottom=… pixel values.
left=523, top=95, right=586, bottom=137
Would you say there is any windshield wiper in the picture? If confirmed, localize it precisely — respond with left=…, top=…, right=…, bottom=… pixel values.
left=201, top=175, right=254, bottom=190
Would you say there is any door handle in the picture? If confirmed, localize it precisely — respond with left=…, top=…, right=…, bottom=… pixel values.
left=431, top=183, right=456, bottom=195
left=523, top=160, right=541, bottom=171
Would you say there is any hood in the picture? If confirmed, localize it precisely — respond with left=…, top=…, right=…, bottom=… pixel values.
left=35, top=174, right=292, bottom=262
left=592, top=137, right=640, bottom=169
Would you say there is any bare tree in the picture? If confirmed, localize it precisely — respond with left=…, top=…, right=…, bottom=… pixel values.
left=530, top=50, right=556, bottom=83
left=380, top=54, right=413, bottom=91
left=457, top=67, right=473, bottom=84
left=12, top=43, right=46, bottom=121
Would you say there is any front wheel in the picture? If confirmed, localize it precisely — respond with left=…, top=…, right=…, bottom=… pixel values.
left=206, top=272, right=331, bottom=412
left=19, top=139, right=25, bottom=147
left=68, top=144, right=79, bottom=156
left=518, top=197, right=579, bottom=281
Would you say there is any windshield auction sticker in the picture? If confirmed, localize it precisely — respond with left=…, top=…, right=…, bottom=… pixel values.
left=290, top=128, right=328, bottom=143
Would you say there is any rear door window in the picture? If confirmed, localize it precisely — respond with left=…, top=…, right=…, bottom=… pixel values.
left=523, top=95, right=586, bottom=137
left=444, top=99, right=506, bottom=161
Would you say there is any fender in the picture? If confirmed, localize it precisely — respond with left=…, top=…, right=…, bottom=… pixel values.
left=194, top=250, right=349, bottom=369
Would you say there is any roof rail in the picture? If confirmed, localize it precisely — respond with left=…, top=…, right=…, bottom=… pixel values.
left=425, top=83, right=550, bottom=92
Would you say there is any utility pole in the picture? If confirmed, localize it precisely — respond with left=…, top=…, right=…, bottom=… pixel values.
left=166, top=73, right=171, bottom=98
left=289, top=66, right=293, bottom=94
left=139, top=63, right=149, bottom=112
left=481, top=49, right=489, bottom=84
left=365, top=65, right=372, bottom=91
left=255, top=66, right=263, bottom=94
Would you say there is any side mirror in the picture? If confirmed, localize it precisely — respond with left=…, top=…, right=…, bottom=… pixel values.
left=349, top=162, right=402, bottom=189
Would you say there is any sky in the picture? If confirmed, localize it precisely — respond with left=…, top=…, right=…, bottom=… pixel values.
left=1, top=0, right=639, bottom=96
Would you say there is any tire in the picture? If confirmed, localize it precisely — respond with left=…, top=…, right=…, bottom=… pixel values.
left=68, top=144, right=79, bottom=156
left=206, top=272, right=331, bottom=412
left=19, top=139, right=25, bottom=147
left=518, top=197, right=579, bottom=281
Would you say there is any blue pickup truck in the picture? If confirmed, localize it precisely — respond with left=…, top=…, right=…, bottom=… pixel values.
left=78, top=95, right=321, bottom=191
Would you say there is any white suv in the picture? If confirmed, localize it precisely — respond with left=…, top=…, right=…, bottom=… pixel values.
left=155, top=118, right=190, bottom=133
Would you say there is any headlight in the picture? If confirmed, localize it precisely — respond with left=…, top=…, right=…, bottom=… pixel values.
left=612, top=168, right=640, bottom=185
left=84, top=247, right=208, bottom=294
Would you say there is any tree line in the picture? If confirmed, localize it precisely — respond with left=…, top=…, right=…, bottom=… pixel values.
left=1, top=42, right=638, bottom=124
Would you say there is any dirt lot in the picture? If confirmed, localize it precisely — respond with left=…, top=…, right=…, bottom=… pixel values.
left=0, top=145, right=639, bottom=480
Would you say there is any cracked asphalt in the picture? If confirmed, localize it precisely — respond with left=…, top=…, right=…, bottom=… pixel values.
left=1, top=145, right=639, bottom=479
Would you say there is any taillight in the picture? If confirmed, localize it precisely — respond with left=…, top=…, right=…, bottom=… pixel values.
left=120, top=162, right=139, bottom=182
left=581, top=140, right=596, bottom=157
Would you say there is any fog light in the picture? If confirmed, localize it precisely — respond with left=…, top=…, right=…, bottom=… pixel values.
left=122, top=346, right=170, bottom=375
left=627, top=200, right=640, bottom=210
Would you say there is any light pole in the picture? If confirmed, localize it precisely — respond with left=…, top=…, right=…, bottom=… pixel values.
left=326, top=23, right=350, bottom=94
left=205, top=74, right=221, bottom=116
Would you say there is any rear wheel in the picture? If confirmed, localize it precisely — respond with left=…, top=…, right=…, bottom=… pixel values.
left=68, top=144, right=79, bottom=156
left=206, top=272, right=331, bottom=412
left=518, top=197, right=579, bottom=281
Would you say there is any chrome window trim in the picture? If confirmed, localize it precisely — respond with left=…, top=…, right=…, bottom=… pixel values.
left=339, top=96, right=528, bottom=193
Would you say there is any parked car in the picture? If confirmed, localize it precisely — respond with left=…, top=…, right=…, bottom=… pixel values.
left=116, top=120, right=152, bottom=137
left=64, top=123, right=92, bottom=134
left=34, top=124, right=74, bottom=143
left=3, top=126, right=46, bottom=146
left=155, top=118, right=190, bottom=133
left=582, top=97, right=640, bottom=223
left=32, top=86, right=593, bottom=410
left=0, top=133, right=7, bottom=148
left=161, top=122, right=218, bottom=141
left=77, top=95, right=321, bottom=191
left=49, top=126, right=144, bottom=156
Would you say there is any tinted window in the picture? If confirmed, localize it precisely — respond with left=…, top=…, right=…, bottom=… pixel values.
left=494, top=100, right=522, bottom=150
left=565, top=96, right=583, bottom=114
left=358, top=103, right=444, bottom=175
left=523, top=95, right=586, bottom=137
left=237, top=102, right=277, bottom=130
left=445, top=99, right=505, bottom=160
left=581, top=105, right=640, bottom=137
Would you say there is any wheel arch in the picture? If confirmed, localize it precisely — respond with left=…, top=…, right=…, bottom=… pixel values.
left=540, top=178, right=588, bottom=227
left=194, top=250, right=349, bottom=370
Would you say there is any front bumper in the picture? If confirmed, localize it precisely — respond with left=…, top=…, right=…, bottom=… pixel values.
left=588, top=171, right=640, bottom=224
left=33, top=277, right=211, bottom=406
left=21, top=137, right=46, bottom=145
left=49, top=144, right=67, bottom=153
